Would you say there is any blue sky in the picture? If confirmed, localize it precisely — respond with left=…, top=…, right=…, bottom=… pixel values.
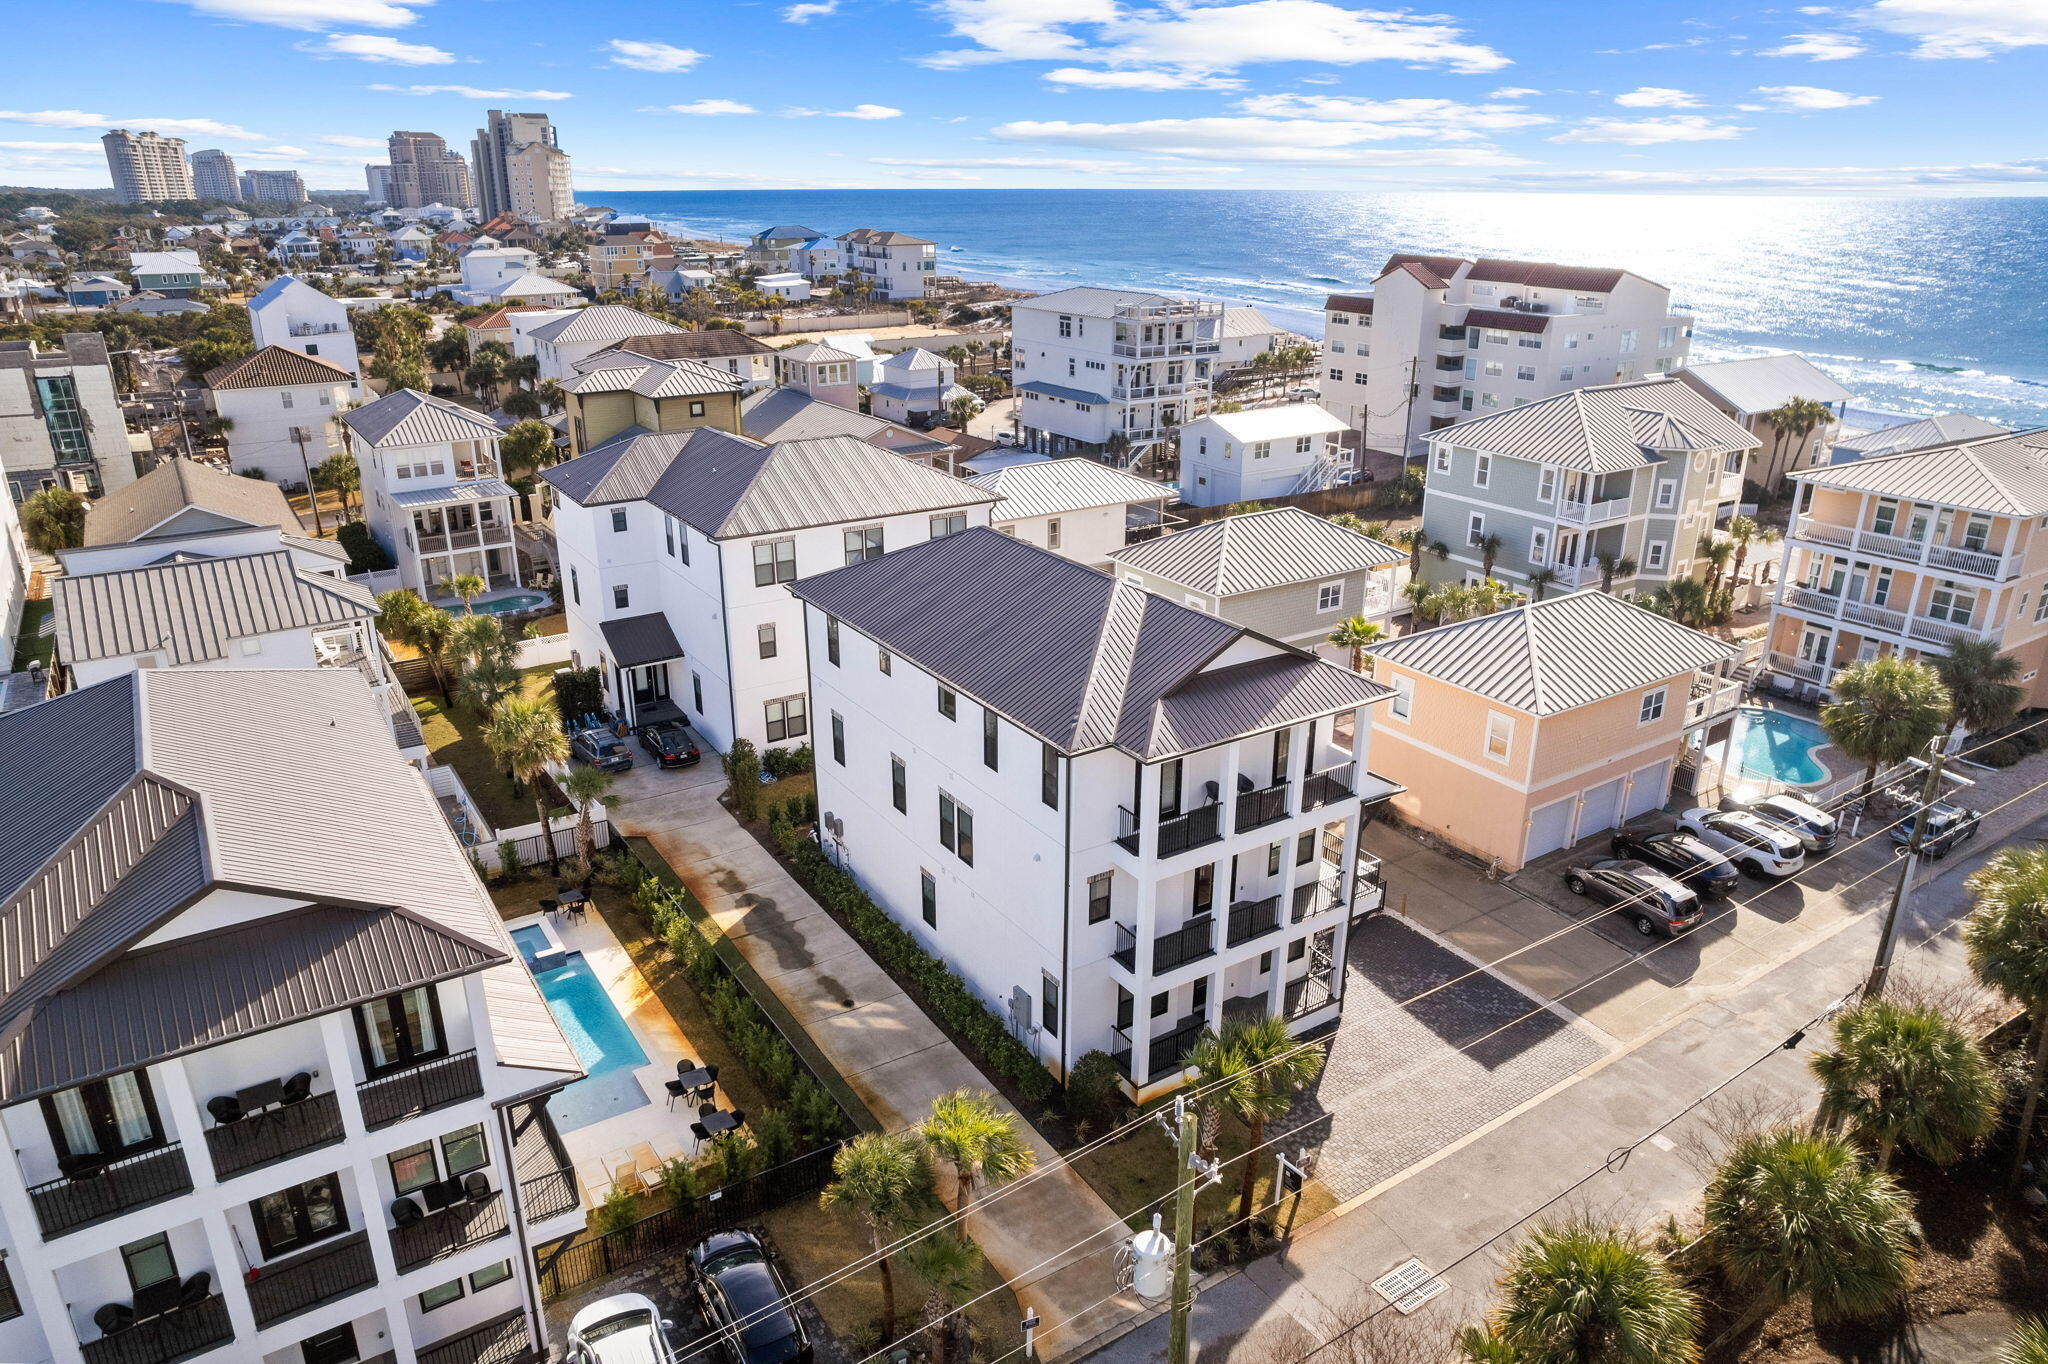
left=4, top=0, right=2045, bottom=195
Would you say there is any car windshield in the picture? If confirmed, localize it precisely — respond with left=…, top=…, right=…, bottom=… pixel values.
left=580, top=1311, right=657, bottom=1343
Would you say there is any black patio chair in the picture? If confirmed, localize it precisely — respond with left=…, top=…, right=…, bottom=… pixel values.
left=699, top=1102, right=718, bottom=1121
left=463, top=1172, right=491, bottom=1202
left=205, top=1095, right=243, bottom=1126
left=92, top=1304, right=135, bottom=1336
left=389, top=1197, right=424, bottom=1228
left=675, top=1059, right=696, bottom=1076
left=664, top=1079, right=687, bottom=1110
left=727, top=1109, right=747, bottom=1130
left=280, top=1072, right=313, bottom=1105
left=176, top=1272, right=211, bottom=1309
left=689, top=1122, right=711, bottom=1146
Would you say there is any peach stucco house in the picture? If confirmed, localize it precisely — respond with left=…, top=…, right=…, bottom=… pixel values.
left=1366, top=590, right=1739, bottom=870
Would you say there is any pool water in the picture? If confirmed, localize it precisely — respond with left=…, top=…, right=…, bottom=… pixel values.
left=470, top=591, right=550, bottom=616
left=513, top=926, right=651, bottom=1132
left=1723, top=706, right=1830, bottom=786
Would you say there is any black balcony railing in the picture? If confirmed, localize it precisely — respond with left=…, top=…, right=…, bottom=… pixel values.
left=1144, top=1016, right=1209, bottom=1083
left=358, top=1050, right=482, bottom=1130
left=1292, top=874, right=1344, bottom=923
left=1302, top=765, right=1355, bottom=812
left=1156, top=801, right=1223, bottom=858
left=247, top=1231, right=376, bottom=1328
left=1115, top=805, right=1140, bottom=855
left=1226, top=895, right=1282, bottom=948
left=1111, top=922, right=1138, bottom=972
left=1153, top=914, right=1214, bottom=972
left=416, top=1308, right=538, bottom=1364
left=1235, top=781, right=1289, bottom=834
left=80, top=1294, right=232, bottom=1364
left=29, top=1143, right=193, bottom=1239
left=519, top=1168, right=578, bottom=1224
left=392, top=1188, right=509, bottom=1272
left=205, top=1090, right=345, bottom=1180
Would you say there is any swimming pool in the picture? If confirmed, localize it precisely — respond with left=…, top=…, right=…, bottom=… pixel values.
left=470, top=591, right=550, bottom=616
left=1722, top=707, right=1831, bottom=786
left=512, top=925, right=651, bottom=1132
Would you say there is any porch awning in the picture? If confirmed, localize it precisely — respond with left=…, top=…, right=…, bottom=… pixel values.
left=601, top=612, right=684, bottom=669
left=391, top=478, right=517, bottom=509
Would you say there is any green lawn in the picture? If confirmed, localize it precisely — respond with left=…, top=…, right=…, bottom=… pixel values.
left=10, top=599, right=52, bottom=671
left=1074, top=1105, right=1336, bottom=1239
left=410, top=663, right=564, bottom=830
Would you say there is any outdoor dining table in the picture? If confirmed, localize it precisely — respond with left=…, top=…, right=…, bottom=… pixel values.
left=557, top=886, right=590, bottom=908
left=674, top=1066, right=714, bottom=1095
left=699, top=1110, right=741, bottom=1139
left=236, top=1077, right=288, bottom=1115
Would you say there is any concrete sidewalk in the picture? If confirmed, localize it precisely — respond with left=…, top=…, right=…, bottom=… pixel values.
left=611, top=773, right=1143, bottom=1359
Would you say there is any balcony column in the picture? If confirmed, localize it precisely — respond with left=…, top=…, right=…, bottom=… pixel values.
left=0, top=1143, right=84, bottom=1363
left=1217, top=739, right=1243, bottom=835
left=154, top=1063, right=261, bottom=1345
left=1130, top=764, right=1163, bottom=1086
left=317, top=1015, right=421, bottom=1364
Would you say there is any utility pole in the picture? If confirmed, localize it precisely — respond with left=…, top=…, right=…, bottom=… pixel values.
left=1167, top=1093, right=1201, bottom=1364
left=1864, top=741, right=1949, bottom=999
left=292, top=426, right=325, bottom=537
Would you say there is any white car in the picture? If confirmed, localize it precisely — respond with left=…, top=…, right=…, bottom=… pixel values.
left=569, top=1293, right=678, bottom=1364
left=1673, top=808, right=1806, bottom=878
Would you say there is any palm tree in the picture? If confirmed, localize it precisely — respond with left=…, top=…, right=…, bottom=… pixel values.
left=1724, top=514, right=1761, bottom=590
left=561, top=764, right=614, bottom=878
left=484, top=694, right=569, bottom=874
left=1932, top=639, right=2023, bottom=748
left=1436, top=583, right=1478, bottom=624
left=447, top=573, right=488, bottom=614
left=819, top=1132, right=936, bottom=1341
left=1396, top=527, right=1424, bottom=579
left=1189, top=1016, right=1326, bottom=1229
left=1809, top=998, right=2003, bottom=1168
left=312, top=451, right=360, bottom=520
left=1328, top=616, right=1385, bottom=673
left=1696, top=537, right=1734, bottom=594
left=452, top=615, right=521, bottom=714
left=903, top=1232, right=983, bottom=1364
left=465, top=350, right=507, bottom=408
left=1402, top=577, right=1436, bottom=622
left=1819, top=656, right=1951, bottom=801
left=1963, top=847, right=2048, bottom=1187
left=536, top=377, right=567, bottom=414
left=920, top=1088, right=1036, bottom=1213
left=1527, top=567, right=1560, bottom=601
left=1702, top=1129, right=1915, bottom=1325
left=1997, top=1318, right=2048, bottom=1364
left=19, top=485, right=87, bottom=553
left=1455, top=1218, right=1701, bottom=1364
left=1762, top=396, right=1835, bottom=478
left=1596, top=552, right=1636, bottom=594
left=376, top=588, right=455, bottom=703
left=1477, top=532, right=1504, bottom=581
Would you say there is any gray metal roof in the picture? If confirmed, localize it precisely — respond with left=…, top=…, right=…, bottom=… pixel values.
left=388, top=478, right=518, bottom=509
left=1832, top=413, right=2012, bottom=461
left=1018, top=379, right=1109, bottom=406
left=601, top=612, right=685, bottom=668
left=342, top=388, right=503, bottom=446
left=1110, top=507, right=1404, bottom=597
left=54, top=550, right=378, bottom=666
left=741, top=386, right=951, bottom=456
left=529, top=304, right=682, bottom=347
left=1675, top=353, right=1856, bottom=415
left=82, top=458, right=297, bottom=546
left=1011, top=286, right=1174, bottom=318
left=969, top=458, right=1174, bottom=521
left=1430, top=378, right=1759, bottom=474
left=788, top=526, right=1389, bottom=759
left=1366, top=589, right=1734, bottom=716
left=562, top=353, right=744, bottom=400
left=1795, top=429, right=2048, bottom=516
left=776, top=340, right=861, bottom=364
left=281, top=531, right=350, bottom=563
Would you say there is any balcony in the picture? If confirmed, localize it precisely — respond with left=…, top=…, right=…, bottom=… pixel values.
left=1292, top=870, right=1345, bottom=923
left=413, top=525, right=506, bottom=555
left=1779, top=586, right=1985, bottom=649
left=358, top=1050, right=482, bottom=1130
left=391, top=1188, right=509, bottom=1272
left=1225, top=895, right=1282, bottom=948
left=1112, top=1015, right=1211, bottom=1085
left=417, top=1309, right=538, bottom=1364
left=1438, top=324, right=1467, bottom=341
left=1430, top=385, right=1462, bottom=403
left=1302, top=762, right=1355, bottom=812
left=1234, top=781, right=1290, bottom=834
left=1119, top=801, right=1225, bottom=859
left=1556, top=495, right=1632, bottom=526
left=1685, top=674, right=1743, bottom=727
left=1433, top=355, right=1464, bottom=373
left=1790, top=516, right=2018, bottom=581
left=288, top=321, right=347, bottom=337
left=30, top=1143, right=193, bottom=1239
left=1767, top=652, right=1830, bottom=683
left=204, top=1090, right=345, bottom=1180
left=1124, top=913, right=1215, bottom=974
left=519, top=1167, right=578, bottom=1224
left=80, top=1294, right=233, bottom=1364
left=247, top=1231, right=377, bottom=1328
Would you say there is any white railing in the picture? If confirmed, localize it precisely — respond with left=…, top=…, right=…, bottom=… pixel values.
left=1686, top=673, right=1743, bottom=725
left=1790, top=516, right=2016, bottom=581
left=1556, top=496, right=1631, bottom=526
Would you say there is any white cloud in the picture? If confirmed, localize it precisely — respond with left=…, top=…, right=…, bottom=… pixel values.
left=605, top=40, right=702, bottom=71
left=302, top=32, right=456, bottom=63
left=0, top=109, right=270, bottom=139
left=1550, top=114, right=1748, bottom=144
left=1755, top=83, right=1880, bottom=108
left=318, top=134, right=386, bottom=147
left=1762, top=31, right=1868, bottom=58
left=369, top=83, right=572, bottom=99
left=873, top=154, right=1148, bottom=172
left=783, top=0, right=840, bottom=20
left=153, top=0, right=428, bottom=30
left=1857, top=0, right=2048, bottom=58
left=1490, top=86, right=1541, bottom=97
left=991, top=116, right=1528, bottom=165
left=1234, top=94, right=1550, bottom=138
left=1042, top=67, right=1242, bottom=90
left=252, top=143, right=311, bottom=156
left=656, top=100, right=756, bottom=115
left=1613, top=86, right=1701, bottom=107
left=1456, top=157, right=2048, bottom=192
left=784, top=103, right=903, bottom=119
left=921, top=0, right=1508, bottom=74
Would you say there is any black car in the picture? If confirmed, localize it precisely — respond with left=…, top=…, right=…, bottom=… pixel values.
left=640, top=720, right=704, bottom=769
left=1891, top=799, right=1984, bottom=858
left=690, top=1231, right=811, bottom=1364
left=1563, top=858, right=1704, bottom=938
left=1609, top=829, right=1741, bottom=898
left=570, top=727, right=635, bottom=773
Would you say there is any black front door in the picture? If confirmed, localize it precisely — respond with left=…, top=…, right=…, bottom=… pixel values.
left=354, top=987, right=448, bottom=1076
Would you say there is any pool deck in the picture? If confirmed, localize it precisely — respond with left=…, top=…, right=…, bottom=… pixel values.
left=506, top=910, right=734, bottom=1204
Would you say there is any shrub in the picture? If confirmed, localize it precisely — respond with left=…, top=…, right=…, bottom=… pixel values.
left=591, top=1183, right=638, bottom=1235
left=551, top=666, right=605, bottom=724
left=753, top=1109, right=796, bottom=1169
left=792, top=1077, right=843, bottom=1145
left=658, top=1157, right=699, bottom=1207
left=726, top=738, right=762, bottom=822
left=1066, top=1051, right=1123, bottom=1125
left=335, top=519, right=391, bottom=573
left=712, top=1131, right=759, bottom=1188
left=497, top=840, right=524, bottom=882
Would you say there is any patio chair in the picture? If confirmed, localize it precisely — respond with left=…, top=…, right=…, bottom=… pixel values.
left=389, top=1197, right=424, bottom=1228
left=689, top=1121, right=712, bottom=1147
left=205, top=1095, right=243, bottom=1126
left=92, top=1304, right=135, bottom=1336
left=728, top=1109, right=747, bottom=1130
left=675, top=1059, right=697, bottom=1076
left=699, top=1102, right=718, bottom=1121
left=539, top=899, right=558, bottom=915
left=462, top=1172, right=491, bottom=1202
left=176, top=1272, right=212, bottom=1309
left=280, top=1072, right=313, bottom=1105
left=664, top=1079, right=687, bottom=1110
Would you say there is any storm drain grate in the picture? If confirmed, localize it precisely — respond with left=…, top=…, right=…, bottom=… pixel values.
left=1371, top=1258, right=1447, bottom=1314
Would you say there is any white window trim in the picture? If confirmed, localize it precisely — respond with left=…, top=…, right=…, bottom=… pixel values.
left=1528, top=528, right=1550, bottom=565
left=1433, top=446, right=1451, bottom=474
left=1645, top=541, right=1667, bottom=570
left=1315, top=580, right=1344, bottom=613
left=1474, top=453, right=1491, bottom=488
left=1389, top=674, right=1414, bottom=722
left=1638, top=688, right=1666, bottom=726
left=1484, top=712, right=1513, bottom=763
left=1655, top=480, right=1677, bottom=510
left=1536, top=467, right=1555, bottom=504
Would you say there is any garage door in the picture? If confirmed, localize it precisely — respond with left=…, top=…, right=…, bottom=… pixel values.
left=1524, top=797, right=1575, bottom=862
left=1622, top=760, right=1672, bottom=823
left=1574, top=777, right=1627, bottom=843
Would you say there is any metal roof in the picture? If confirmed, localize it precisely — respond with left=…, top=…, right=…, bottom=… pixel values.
left=205, top=344, right=355, bottom=391
left=601, top=612, right=685, bottom=668
left=789, top=526, right=1388, bottom=759
left=1429, top=378, right=1759, bottom=473
left=562, top=353, right=744, bottom=400
left=1676, top=354, right=1856, bottom=415
left=775, top=340, right=861, bottom=364
left=1833, top=413, right=2010, bottom=460
left=1011, top=286, right=1175, bottom=318
left=81, top=458, right=296, bottom=546
left=529, top=304, right=683, bottom=347
left=1366, top=589, right=1734, bottom=717
left=54, top=550, right=378, bottom=666
left=1110, top=507, right=1405, bottom=597
left=1794, top=429, right=2048, bottom=516
left=969, top=458, right=1173, bottom=521
left=486, top=273, right=580, bottom=299
left=343, top=388, right=504, bottom=446
left=741, top=386, right=950, bottom=455
left=388, top=478, right=518, bottom=508
left=1219, top=306, right=1282, bottom=338
left=1193, top=404, right=1349, bottom=442
left=1018, top=379, right=1109, bottom=405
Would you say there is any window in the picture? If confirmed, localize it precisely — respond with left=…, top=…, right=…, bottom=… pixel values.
left=253, top=1173, right=347, bottom=1258
left=878, top=647, right=891, bottom=675
left=1658, top=325, right=1679, bottom=350
left=1434, top=446, right=1451, bottom=473
left=679, top=526, right=690, bottom=565
left=419, top=1278, right=465, bottom=1312
left=1041, top=742, right=1059, bottom=809
left=688, top=400, right=706, bottom=419
left=1638, top=688, right=1666, bottom=725
left=938, top=792, right=974, bottom=865
left=1088, top=873, right=1111, bottom=924
left=1058, top=314, right=1072, bottom=338
left=1483, top=360, right=1504, bottom=378
left=938, top=686, right=957, bottom=720
left=921, top=871, right=937, bottom=927
left=692, top=673, right=704, bottom=713
left=612, top=584, right=630, bottom=610
left=1041, top=973, right=1060, bottom=1037
left=891, top=756, right=907, bottom=813
left=1529, top=527, right=1550, bottom=564
left=1047, top=518, right=1062, bottom=549
left=664, top=516, right=675, bottom=557
left=1474, top=453, right=1491, bottom=487
left=931, top=512, right=967, bottom=538
left=1151, top=991, right=1169, bottom=1020
left=1928, top=582, right=1974, bottom=624
left=122, top=1234, right=177, bottom=1291
left=1390, top=674, right=1414, bottom=721
left=1266, top=842, right=1282, bottom=877
left=831, top=712, right=846, bottom=765
left=826, top=617, right=840, bottom=666
left=1467, top=512, right=1486, bottom=547
left=982, top=708, right=999, bottom=769
left=280, top=389, right=295, bottom=410
left=844, top=525, right=884, bottom=565
left=1328, top=369, right=1344, bottom=383
left=1251, top=441, right=1272, bottom=461
left=1644, top=542, right=1666, bottom=570
left=753, top=538, right=797, bottom=586
left=1516, top=365, right=1536, bottom=382
left=470, top=1261, right=513, bottom=1292
left=1484, top=713, right=1512, bottom=763
left=2036, top=593, right=2048, bottom=624
left=1537, top=467, right=1556, bottom=503
left=441, top=1124, right=487, bottom=1175
left=764, top=695, right=807, bottom=741
left=43, top=1071, right=164, bottom=1164
left=611, top=509, right=628, bottom=533
left=569, top=567, right=580, bottom=605
left=1872, top=499, right=1898, bottom=536
left=355, top=987, right=446, bottom=1076
left=758, top=624, right=777, bottom=659
left=1620, top=328, right=1639, bottom=354
left=1296, top=829, right=1316, bottom=866
left=388, top=1141, right=438, bottom=1194
left=1316, top=581, right=1343, bottom=613
left=1655, top=480, right=1676, bottom=510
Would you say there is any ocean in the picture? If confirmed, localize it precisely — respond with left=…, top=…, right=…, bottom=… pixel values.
left=604, top=188, right=2048, bottom=428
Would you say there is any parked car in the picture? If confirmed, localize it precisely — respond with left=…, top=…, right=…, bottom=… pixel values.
left=1722, top=792, right=1837, bottom=852
left=1890, top=799, right=1984, bottom=858
left=567, top=1293, right=677, bottom=1364
left=1608, top=829, right=1741, bottom=898
left=689, top=1230, right=812, bottom=1364
left=571, top=726, right=635, bottom=773
left=1674, top=808, right=1806, bottom=878
left=640, top=720, right=704, bottom=769
left=1562, top=858, right=1704, bottom=937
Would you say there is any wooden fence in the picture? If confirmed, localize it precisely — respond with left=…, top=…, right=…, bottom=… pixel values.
left=1176, top=482, right=1418, bottom=528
